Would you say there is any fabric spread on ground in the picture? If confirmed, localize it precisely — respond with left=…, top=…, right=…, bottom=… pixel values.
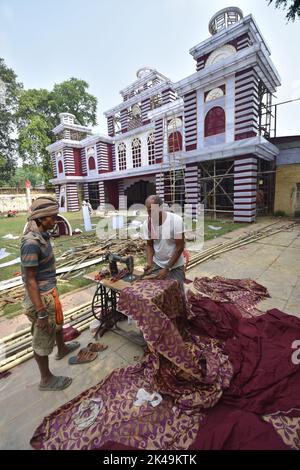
left=30, top=277, right=300, bottom=450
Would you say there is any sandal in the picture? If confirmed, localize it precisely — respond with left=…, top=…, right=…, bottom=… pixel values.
left=55, top=341, right=80, bottom=360
left=68, top=348, right=98, bottom=365
left=39, top=375, right=72, bottom=391
left=87, top=342, right=108, bottom=352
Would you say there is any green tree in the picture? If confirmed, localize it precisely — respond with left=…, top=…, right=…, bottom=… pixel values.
left=51, top=78, right=97, bottom=126
left=9, top=164, right=44, bottom=188
left=267, top=0, right=300, bottom=21
left=0, top=58, right=23, bottom=185
left=17, top=78, right=97, bottom=186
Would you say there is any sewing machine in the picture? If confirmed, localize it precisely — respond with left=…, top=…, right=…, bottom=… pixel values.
left=91, top=254, right=145, bottom=345
left=106, top=253, right=137, bottom=282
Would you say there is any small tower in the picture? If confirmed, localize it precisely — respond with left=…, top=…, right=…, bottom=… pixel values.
left=53, top=112, right=92, bottom=141
left=208, top=7, right=243, bottom=35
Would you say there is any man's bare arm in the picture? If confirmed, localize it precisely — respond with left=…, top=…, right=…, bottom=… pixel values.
left=166, top=235, right=185, bottom=270
left=155, top=235, right=185, bottom=280
left=145, top=239, right=154, bottom=270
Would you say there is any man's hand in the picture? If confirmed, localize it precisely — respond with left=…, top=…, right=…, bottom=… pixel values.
left=154, top=268, right=170, bottom=280
left=36, top=316, right=50, bottom=332
left=143, top=264, right=153, bottom=274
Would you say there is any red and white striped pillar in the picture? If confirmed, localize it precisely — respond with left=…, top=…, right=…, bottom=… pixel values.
left=185, top=165, right=198, bottom=218
left=155, top=173, right=164, bottom=201
left=66, top=183, right=79, bottom=212
left=98, top=181, right=106, bottom=209
left=118, top=180, right=127, bottom=210
left=234, top=156, right=257, bottom=222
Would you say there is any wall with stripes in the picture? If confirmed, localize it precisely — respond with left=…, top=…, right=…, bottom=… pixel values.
left=120, top=108, right=128, bottom=133
left=234, top=67, right=259, bottom=140
left=162, top=88, right=177, bottom=105
left=185, top=165, right=199, bottom=218
left=51, top=152, right=57, bottom=178
left=155, top=173, right=165, bottom=200
left=236, top=33, right=251, bottom=51
left=141, top=98, right=151, bottom=124
left=63, top=147, right=75, bottom=175
left=54, top=186, right=60, bottom=201
left=98, top=181, right=106, bottom=209
left=184, top=91, right=197, bottom=151
left=81, top=148, right=87, bottom=176
left=83, top=183, right=89, bottom=201
left=96, top=141, right=110, bottom=172
left=234, top=156, right=257, bottom=222
left=154, top=119, right=163, bottom=163
left=196, top=34, right=251, bottom=71
left=66, top=183, right=79, bottom=212
left=107, top=116, right=114, bottom=137
left=118, top=180, right=127, bottom=209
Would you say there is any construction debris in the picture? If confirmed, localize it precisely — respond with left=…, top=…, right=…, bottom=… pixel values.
left=0, top=238, right=146, bottom=308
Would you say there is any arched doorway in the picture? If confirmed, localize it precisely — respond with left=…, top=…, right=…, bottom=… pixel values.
left=125, top=180, right=156, bottom=207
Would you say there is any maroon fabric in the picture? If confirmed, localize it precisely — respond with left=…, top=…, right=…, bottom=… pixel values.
left=190, top=403, right=290, bottom=450
left=29, top=276, right=300, bottom=450
left=187, top=292, right=300, bottom=415
left=223, top=308, right=300, bottom=414
left=187, top=293, right=242, bottom=339
left=63, top=326, right=81, bottom=343
left=193, top=276, right=269, bottom=317
left=100, top=403, right=290, bottom=451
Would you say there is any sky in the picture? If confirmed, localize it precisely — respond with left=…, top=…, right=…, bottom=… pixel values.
left=0, top=0, right=299, bottom=136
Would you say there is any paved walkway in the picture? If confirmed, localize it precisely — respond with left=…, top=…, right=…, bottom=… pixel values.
left=0, top=218, right=299, bottom=449
left=188, top=220, right=300, bottom=317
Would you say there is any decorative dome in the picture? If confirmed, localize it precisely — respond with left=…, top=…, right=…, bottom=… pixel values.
left=59, top=113, right=75, bottom=125
left=136, top=67, right=156, bottom=79
left=208, top=7, right=243, bottom=35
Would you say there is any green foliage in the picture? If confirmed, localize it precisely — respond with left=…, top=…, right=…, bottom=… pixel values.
left=274, top=210, right=286, bottom=216
left=51, top=78, right=97, bottom=126
left=0, top=58, right=23, bottom=185
left=9, top=164, right=44, bottom=188
left=267, top=0, right=300, bottom=21
left=17, top=78, right=98, bottom=185
left=294, top=210, right=300, bottom=218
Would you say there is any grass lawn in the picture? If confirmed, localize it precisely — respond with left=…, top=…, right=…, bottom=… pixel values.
left=0, top=210, right=247, bottom=319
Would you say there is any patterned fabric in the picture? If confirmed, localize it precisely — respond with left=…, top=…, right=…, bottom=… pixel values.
left=21, top=230, right=56, bottom=296
left=30, top=279, right=233, bottom=450
left=193, top=276, right=269, bottom=317
left=31, top=357, right=204, bottom=450
left=262, top=410, right=300, bottom=450
left=119, top=280, right=233, bottom=409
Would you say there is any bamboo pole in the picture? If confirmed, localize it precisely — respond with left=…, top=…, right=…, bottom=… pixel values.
left=0, top=317, right=94, bottom=372
left=2, top=301, right=92, bottom=343
left=4, top=308, right=93, bottom=355
left=186, top=226, right=289, bottom=270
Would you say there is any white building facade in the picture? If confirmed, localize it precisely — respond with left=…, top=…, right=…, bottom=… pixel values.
left=48, top=7, right=281, bottom=222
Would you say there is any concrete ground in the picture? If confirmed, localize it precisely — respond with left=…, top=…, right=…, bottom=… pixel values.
left=188, top=219, right=300, bottom=317
left=0, top=217, right=299, bottom=449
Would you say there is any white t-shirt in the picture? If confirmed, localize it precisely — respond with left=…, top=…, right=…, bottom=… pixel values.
left=142, top=211, right=184, bottom=269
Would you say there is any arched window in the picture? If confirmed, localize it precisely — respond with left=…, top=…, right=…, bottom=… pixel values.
left=88, top=156, right=96, bottom=170
left=168, top=131, right=182, bottom=153
left=118, top=142, right=127, bottom=171
left=147, top=134, right=155, bottom=165
left=58, top=160, right=63, bottom=174
left=204, top=106, right=225, bottom=137
left=132, top=138, right=141, bottom=168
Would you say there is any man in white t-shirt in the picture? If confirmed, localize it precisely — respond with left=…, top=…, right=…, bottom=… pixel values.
left=142, top=195, right=185, bottom=285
